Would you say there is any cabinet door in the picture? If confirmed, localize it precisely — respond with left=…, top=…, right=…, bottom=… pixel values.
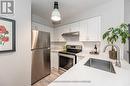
left=79, top=20, right=88, bottom=41
left=70, top=22, right=80, bottom=32
left=51, top=52, right=59, bottom=70
left=87, top=16, right=101, bottom=41
left=77, top=56, right=84, bottom=63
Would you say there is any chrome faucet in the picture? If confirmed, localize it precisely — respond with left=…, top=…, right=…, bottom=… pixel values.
left=103, top=44, right=121, bottom=67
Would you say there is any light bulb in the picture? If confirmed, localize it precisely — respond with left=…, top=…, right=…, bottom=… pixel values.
left=51, top=9, right=61, bottom=22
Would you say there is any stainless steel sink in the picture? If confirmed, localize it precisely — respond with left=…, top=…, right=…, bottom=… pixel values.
left=84, top=58, right=116, bottom=74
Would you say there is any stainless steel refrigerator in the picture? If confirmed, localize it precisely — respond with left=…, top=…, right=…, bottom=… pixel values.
left=31, top=30, right=51, bottom=84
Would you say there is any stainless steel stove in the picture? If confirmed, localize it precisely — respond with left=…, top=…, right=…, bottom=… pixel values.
left=58, top=45, right=82, bottom=71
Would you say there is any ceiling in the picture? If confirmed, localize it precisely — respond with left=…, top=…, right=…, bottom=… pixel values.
left=32, top=0, right=109, bottom=26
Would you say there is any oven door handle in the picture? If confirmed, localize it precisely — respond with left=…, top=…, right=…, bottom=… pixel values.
left=58, top=53, right=77, bottom=64
left=59, top=53, right=76, bottom=58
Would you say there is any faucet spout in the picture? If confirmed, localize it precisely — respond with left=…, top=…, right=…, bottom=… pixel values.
left=103, top=44, right=121, bottom=67
left=103, top=45, right=112, bottom=52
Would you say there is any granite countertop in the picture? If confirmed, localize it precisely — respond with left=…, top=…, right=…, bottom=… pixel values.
left=48, top=53, right=130, bottom=86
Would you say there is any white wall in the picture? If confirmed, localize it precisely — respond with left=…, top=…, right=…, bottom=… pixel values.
left=0, top=0, right=31, bottom=86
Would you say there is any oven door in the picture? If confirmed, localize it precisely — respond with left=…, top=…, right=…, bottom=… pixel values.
left=58, top=53, right=76, bottom=70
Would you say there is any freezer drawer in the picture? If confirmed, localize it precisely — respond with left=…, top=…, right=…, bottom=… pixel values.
left=31, top=48, right=50, bottom=84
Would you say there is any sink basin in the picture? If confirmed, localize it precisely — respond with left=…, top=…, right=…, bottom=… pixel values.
left=84, top=58, right=116, bottom=74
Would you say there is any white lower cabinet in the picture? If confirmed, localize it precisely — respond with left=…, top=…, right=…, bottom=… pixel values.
left=77, top=56, right=84, bottom=63
left=51, top=52, right=59, bottom=70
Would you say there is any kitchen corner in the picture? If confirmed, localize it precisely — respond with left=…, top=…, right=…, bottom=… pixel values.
left=31, top=0, right=130, bottom=86
left=48, top=52, right=130, bottom=86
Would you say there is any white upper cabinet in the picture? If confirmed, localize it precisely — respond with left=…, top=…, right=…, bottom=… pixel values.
left=79, top=16, right=101, bottom=41
left=79, top=20, right=88, bottom=41
left=53, top=16, right=101, bottom=42
left=87, top=16, right=101, bottom=41
left=70, top=22, right=80, bottom=32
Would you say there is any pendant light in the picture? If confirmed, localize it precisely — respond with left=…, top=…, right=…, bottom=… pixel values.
left=51, top=1, right=61, bottom=22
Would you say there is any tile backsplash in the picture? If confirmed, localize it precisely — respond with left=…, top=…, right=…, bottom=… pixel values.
left=51, top=41, right=100, bottom=53
left=83, top=42, right=100, bottom=52
left=51, top=42, right=66, bottom=50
